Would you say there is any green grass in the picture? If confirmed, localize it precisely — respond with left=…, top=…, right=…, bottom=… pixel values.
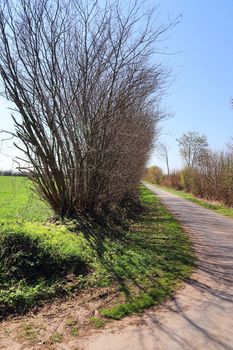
left=0, top=176, right=51, bottom=221
left=89, top=316, right=106, bottom=328
left=0, top=177, right=195, bottom=319
left=0, top=220, right=92, bottom=315
left=49, top=331, right=63, bottom=343
left=98, top=186, right=195, bottom=319
left=20, top=322, right=43, bottom=344
left=158, top=185, right=233, bottom=218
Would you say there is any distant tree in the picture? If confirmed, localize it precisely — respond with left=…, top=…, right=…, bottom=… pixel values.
left=0, top=0, right=173, bottom=217
left=226, top=137, right=233, bottom=151
left=177, top=132, right=208, bottom=168
left=157, top=142, right=170, bottom=175
left=144, top=166, right=163, bottom=184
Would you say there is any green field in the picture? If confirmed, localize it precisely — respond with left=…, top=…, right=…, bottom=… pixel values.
left=0, top=176, right=195, bottom=319
left=0, top=176, right=51, bottom=222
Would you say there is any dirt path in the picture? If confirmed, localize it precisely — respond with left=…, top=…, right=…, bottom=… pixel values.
left=80, top=184, right=233, bottom=350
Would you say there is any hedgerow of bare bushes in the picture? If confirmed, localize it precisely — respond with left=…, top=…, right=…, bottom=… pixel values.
left=145, top=149, right=233, bottom=207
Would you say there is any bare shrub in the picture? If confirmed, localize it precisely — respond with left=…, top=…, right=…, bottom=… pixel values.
left=162, top=148, right=233, bottom=207
left=161, top=170, right=183, bottom=190
left=0, top=0, right=172, bottom=217
left=144, top=166, right=163, bottom=185
left=194, top=150, right=233, bottom=206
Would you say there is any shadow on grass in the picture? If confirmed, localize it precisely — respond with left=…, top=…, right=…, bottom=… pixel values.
left=0, top=187, right=194, bottom=321
left=75, top=194, right=195, bottom=306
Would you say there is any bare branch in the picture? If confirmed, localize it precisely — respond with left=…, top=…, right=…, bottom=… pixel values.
left=0, top=0, right=171, bottom=217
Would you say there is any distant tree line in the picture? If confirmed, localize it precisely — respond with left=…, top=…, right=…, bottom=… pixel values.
left=0, top=170, right=26, bottom=176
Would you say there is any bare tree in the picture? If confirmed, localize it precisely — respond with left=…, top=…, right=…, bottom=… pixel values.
left=0, top=0, right=173, bottom=217
left=157, top=142, right=170, bottom=175
left=177, top=132, right=208, bottom=168
left=226, top=137, right=233, bottom=151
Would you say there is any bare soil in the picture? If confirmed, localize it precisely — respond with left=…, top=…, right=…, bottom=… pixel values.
left=0, top=287, right=118, bottom=350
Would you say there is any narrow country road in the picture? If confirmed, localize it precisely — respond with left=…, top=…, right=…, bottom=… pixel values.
left=81, top=184, right=233, bottom=350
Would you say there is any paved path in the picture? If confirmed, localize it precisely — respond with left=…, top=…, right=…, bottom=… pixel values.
left=81, top=184, right=233, bottom=350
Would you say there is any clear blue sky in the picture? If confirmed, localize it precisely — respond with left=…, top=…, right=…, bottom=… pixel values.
left=0, top=0, right=233, bottom=171
left=149, top=0, right=233, bottom=171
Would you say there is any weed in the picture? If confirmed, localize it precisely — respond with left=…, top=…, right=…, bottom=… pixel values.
left=20, top=322, right=40, bottom=344
left=66, top=318, right=77, bottom=326
left=49, top=331, right=63, bottom=343
left=66, top=318, right=78, bottom=336
left=89, top=317, right=105, bottom=329
left=70, top=326, right=79, bottom=337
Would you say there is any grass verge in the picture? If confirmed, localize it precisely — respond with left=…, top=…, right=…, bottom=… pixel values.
left=157, top=185, right=233, bottom=218
left=0, top=182, right=195, bottom=320
left=98, top=186, right=195, bottom=319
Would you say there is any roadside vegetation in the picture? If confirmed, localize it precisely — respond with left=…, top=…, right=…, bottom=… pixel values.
left=145, top=131, right=233, bottom=218
left=144, top=168, right=233, bottom=219
left=0, top=177, right=194, bottom=319
left=157, top=186, right=233, bottom=218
